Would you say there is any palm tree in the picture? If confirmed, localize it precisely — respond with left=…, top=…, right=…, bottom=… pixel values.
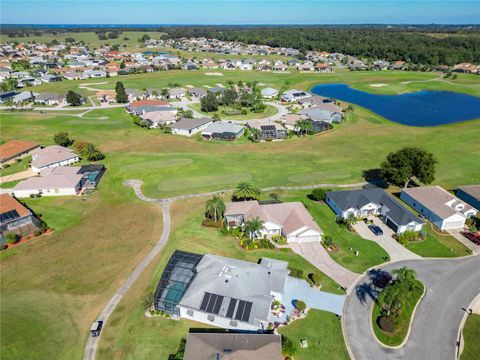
left=245, top=217, right=264, bottom=240
left=249, top=127, right=261, bottom=142
left=345, top=105, right=354, bottom=122
left=161, top=88, right=169, bottom=99
left=392, top=267, right=420, bottom=291
left=205, top=196, right=225, bottom=223
left=232, top=181, right=261, bottom=201
left=296, top=119, right=313, bottom=136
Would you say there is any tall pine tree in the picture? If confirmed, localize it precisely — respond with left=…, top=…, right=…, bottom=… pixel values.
left=115, top=81, right=128, bottom=103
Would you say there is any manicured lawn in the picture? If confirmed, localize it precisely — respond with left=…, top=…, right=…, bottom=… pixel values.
left=405, top=224, right=471, bottom=257
left=461, top=314, right=480, bottom=360
left=372, top=280, right=424, bottom=347
left=97, top=197, right=344, bottom=360
left=278, top=309, right=350, bottom=360
left=0, top=156, right=31, bottom=176
left=0, top=180, right=20, bottom=189
left=189, top=102, right=278, bottom=120
left=283, top=191, right=390, bottom=273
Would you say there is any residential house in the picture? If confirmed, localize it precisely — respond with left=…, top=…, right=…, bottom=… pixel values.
left=273, top=63, right=288, bottom=72
left=41, top=74, right=62, bottom=83
left=127, top=99, right=170, bottom=114
left=300, top=107, right=342, bottom=123
left=326, top=188, right=425, bottom=234
left=169, top=117, right=213, bottom=137
left=297, top=62, right=315, bottom=72
left=281, top=89, right=311, bottom=102
left=183, top=333, right=282, bottom=360
left=188, top=87, right=207, bottom=98
left=168, top=87, right=186, bottom=99
left=225, top=200, right=323, bottom=243
left=13, top=166, right=85, bottom=198
left=201, top=121, right=245, bottom=141
left=279, top=114, right=303, bottom=132
left=30, top=145, right=79, bottom=173
left=140, top=108, right=177, bottom=128
left=246, top=119, right=287, bottom=141
left=153, top=250, right=289, bottom=331
left=35, top=92, right=66, bottom=106
left=0, top=194, right=41, bottom=240
left=401, top=186, right=478, bottom=230
left=315, top=63, right=332, bottom=73
left=390, top=61, right=407, bottom=71
left=0, top=140, right=40, bottom=167
left=453, top=63, right=477, bottom=73
left=96, top=90, right=116, bottom=104
left=261, top=87, right=278, bottom=99
left=297, top=95, right=336, bottom=108
left=456, top=185, right=480, bottom=210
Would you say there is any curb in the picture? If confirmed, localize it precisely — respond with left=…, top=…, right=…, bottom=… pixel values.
left=456, top=292, right=480, bottom=359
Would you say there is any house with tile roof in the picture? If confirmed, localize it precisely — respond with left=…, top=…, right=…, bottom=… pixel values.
left=0, top=140, right=40, bottom=167
left=0, top=194, right=41, bottom=240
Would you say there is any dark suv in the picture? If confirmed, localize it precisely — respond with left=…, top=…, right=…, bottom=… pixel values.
left=368, top=224, right=384, bottom=236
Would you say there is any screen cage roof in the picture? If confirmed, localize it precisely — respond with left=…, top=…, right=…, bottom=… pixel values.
left=153, top=250, right=203, bottom=314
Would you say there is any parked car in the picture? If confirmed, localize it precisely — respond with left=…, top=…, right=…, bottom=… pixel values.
left=90, top=320, right=104, bottom=337
left=462, top=231, right=480, bottom=246
left=368, top=224, right=383, bottom=236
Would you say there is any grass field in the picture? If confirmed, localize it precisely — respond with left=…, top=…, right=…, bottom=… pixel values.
left=278, top=309, right=350, bottom=360
left=0, top=156, right=31, bottom=176
left=461, top=314, right=480, bottom=360
left=1, top=69, right=479, bottom=359
left=96, top=197, right=344, bottom=360
left=189, top=102, right=278, bottom=120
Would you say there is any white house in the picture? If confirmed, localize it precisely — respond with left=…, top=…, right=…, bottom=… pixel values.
left=13, top=166, right=84, bottom=198
left=326, top=188, right=425, bottom=234
left=30, top=145, right=79, bottom=173
left=281, top=89, right=311, bottom=102
left=154, top=251, right=288, bottom=331
left=261, top=87, right=278, bottom=99
left=169, top=117, right=213, bottom=137
left=401, top=186, right=478, bottom=230
left=224, top=200, right=323, bottom=243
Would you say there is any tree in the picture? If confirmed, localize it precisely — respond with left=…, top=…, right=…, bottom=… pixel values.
left=205, top=196, right=225, bottom=223
left=221, top=88, right=238, bottom=106
left=53, top=132, right=73, bottom=147
left=294, top=300, right=307, bottom=312
left=115, top=81, right=128, bottom=103
left=139, top=34, right=151, bottom=43
left=232, top=181, right=261, bottom=201
left=296, top=119, right=313, bottom=136
left=380, top=147, right=437, bottom=188
left=66, top=90, right=82, bottom=106
left=244, top=217, right=264, bottom=240
left=310, top=188, right=326, bottom=201
left=281, top=336, right=297, bottom=357
left=201, top=92, right=219, bottom=112
left=83, top=143, right=105, bottom=161
left=5, top=232, right=18, bottom=244
left=161, top=88, right=169, bottom=99
left=345, top=105, right=354, bottom=121
left=269, top=192, right=281, bottom=203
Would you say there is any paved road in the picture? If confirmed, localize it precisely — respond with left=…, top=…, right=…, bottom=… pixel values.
left=353, top=218, right=421, bottom=262
left=83, top=182, right=171, bottom=360
left=290, top=242, right=360, bottom=289
left=343, top=256, right=480, bottom=360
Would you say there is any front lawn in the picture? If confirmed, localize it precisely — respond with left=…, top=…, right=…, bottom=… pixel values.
left=461, top=314, right=480, bottom=360
left=372, top=279, right=424, bottom=347
left=405, top=224, right=471, bottom=257
left=189, top=102, right=278, bottom=120
left=278, top=309, right=350, bottom=360
left=0, top=156, right=31, bottom=176
left=283, top=191, right=390, bottom=273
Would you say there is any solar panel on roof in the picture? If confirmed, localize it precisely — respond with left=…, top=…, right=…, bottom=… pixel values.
left=226, top=298, right=237, bottom=318
left=241, top=302, right=252, bottom=322
left=235, top=301, right=246, bottom=320
left=0, top=210, right=20, bottom=223
left=206, top=293, right=217, bottom=313
left=260, top=125, right=276, bottom=131
left=200, top=293, right=211, bottom=311
left=212, top=295, right=224, bottom=315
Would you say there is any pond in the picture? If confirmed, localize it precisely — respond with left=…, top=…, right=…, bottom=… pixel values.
left=311, top=84, right=480, bottom=126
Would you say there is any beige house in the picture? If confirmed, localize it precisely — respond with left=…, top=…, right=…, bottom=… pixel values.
left=30, top=145, right=79, bottom=173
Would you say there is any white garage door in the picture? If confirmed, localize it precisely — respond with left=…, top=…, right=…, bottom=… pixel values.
left=297, top=235, right=320, bottom=243
left=443, top=220, right=465, bottom=230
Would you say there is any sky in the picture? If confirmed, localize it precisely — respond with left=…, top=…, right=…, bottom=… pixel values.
left=1, top=0, right=479, bottom=25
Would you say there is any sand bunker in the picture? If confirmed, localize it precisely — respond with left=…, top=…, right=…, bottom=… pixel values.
left=370, top=83, right=388, bottom=88
left=205, top=72, right=224, bottom=76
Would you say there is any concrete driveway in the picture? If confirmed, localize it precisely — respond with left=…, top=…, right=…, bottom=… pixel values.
left=448, top=229, right=480, bottom=255
left=353, top=218, right=421, bottom=262
left=343, top=256, right=480, bottom=360
left=0, top=168, right=36, bottom=184
left=290, top=242, right=360, bottom=289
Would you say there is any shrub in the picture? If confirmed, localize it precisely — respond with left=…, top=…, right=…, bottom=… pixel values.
left=0, top=244, right=8, bottom=251
left=53, top=132, right=74, bottom=147
left=149, top=309, right=155, bottom=315
left=219, top=227, right=229, bottom=236
left=5, top=233, right=18, bottom=244
left=378, top=315, right=396, bottom=333
left=33, top=229, right=42, bottom=237
left=288, top=267, right=304, bottom=279
left=308, top=272, right=323, bottom=286
left=310, top=188, right=326, bottom=201
left=258, top=238, right=275, bottom=249
left=281, top=336, right=297, bottom=357
left=295, top=300, right=307, bottom=312
left=323, top=235, right=334, bottom=247
left=271, top=234, right=287, bottom=244
left=397, top=230, right=420, bottom=245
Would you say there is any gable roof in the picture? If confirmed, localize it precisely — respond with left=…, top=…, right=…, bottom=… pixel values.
left=202, top=121, right=244, bottom=135
left=183, top=333, right=282, bottom=360
left=0, top=140, right=39, bottom=161
left=14, top=166, right=84, bottom=191
left=457, top=185, right=480, bottom=201
left=326, top=188, right=424, bottom=226
left=31, top=145, right=78, bottom=169
left=170, top=117, right=212, bottom=131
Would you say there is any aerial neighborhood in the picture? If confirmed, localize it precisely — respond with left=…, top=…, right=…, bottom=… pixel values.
left=0, top=21, right=479, bottom=360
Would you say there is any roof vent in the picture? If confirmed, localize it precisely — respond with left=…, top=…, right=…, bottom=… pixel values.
left=268, top=271, right=271, bottom=275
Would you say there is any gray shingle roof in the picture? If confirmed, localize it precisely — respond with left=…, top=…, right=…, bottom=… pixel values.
left=326, top=188, right=423, bottom=226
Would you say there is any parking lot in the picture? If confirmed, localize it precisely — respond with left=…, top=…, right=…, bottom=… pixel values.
left=353, top=217, right=421, bottom=262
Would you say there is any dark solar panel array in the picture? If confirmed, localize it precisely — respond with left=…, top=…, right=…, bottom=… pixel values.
left=201, top=292, right=252, bottom=323
left=0, top=210, right=20, bottom=223
left=260, top=125, right=276, bottom=131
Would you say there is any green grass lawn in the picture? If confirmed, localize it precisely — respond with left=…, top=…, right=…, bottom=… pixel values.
left=372, top=280, right=424, bottom=347
left=405, top=224, right=471, bottom=257
left=461, top=314, right=480, bottom=360
left=278, top=309, right=350, bottom=360
left=282, top=191, right=389, bottom=272
left=0, top=156, right=31, bottom=176
left=189, top=102, right=278, bottom=120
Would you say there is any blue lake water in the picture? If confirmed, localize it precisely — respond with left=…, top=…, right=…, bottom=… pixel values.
left=311, top=84, right=480, bottom=126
